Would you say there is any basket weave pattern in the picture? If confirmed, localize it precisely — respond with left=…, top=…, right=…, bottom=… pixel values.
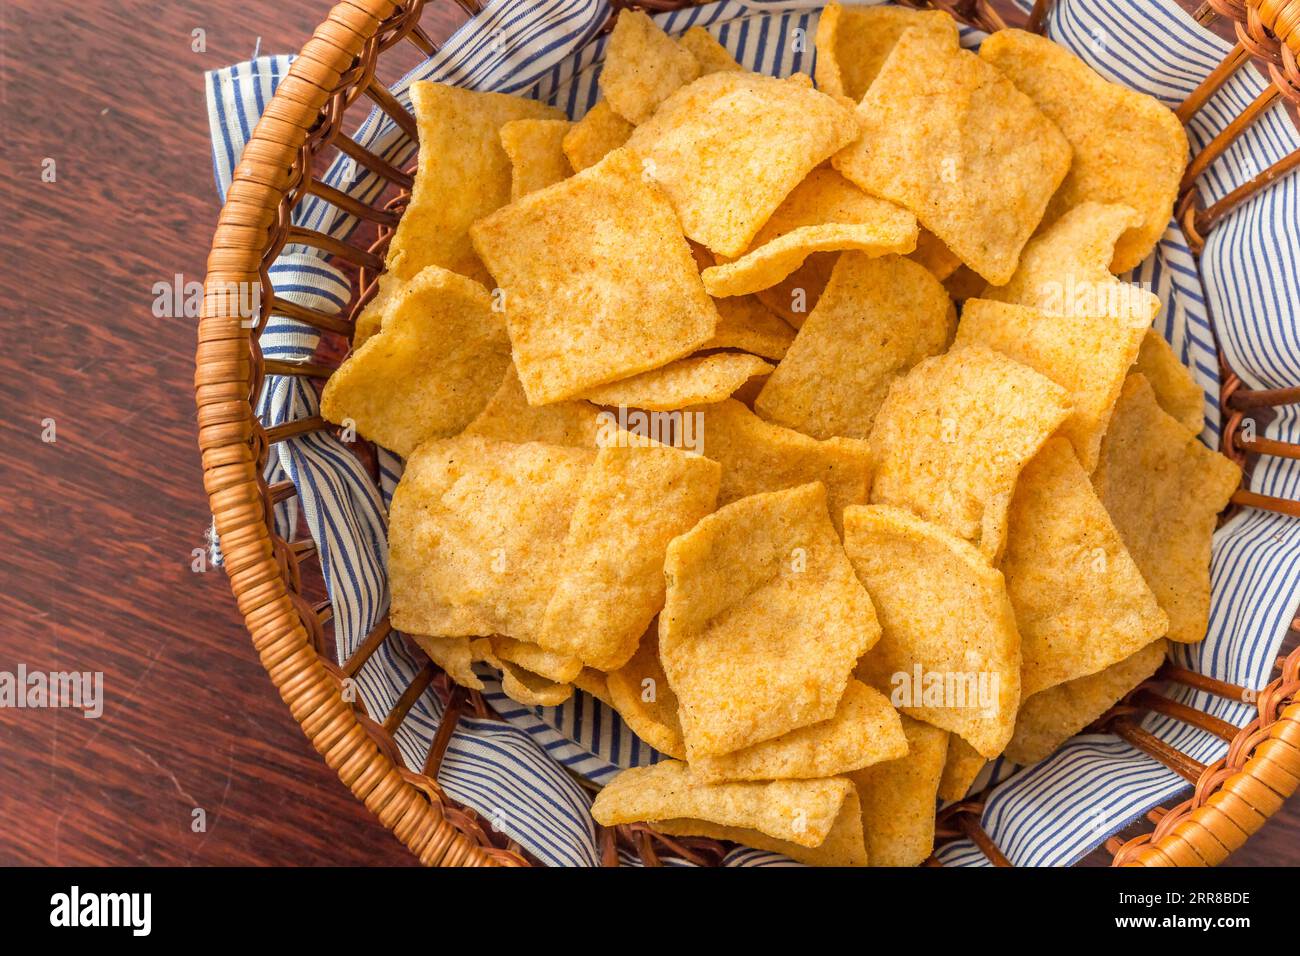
left=196, top=0, right=1300, bottom=866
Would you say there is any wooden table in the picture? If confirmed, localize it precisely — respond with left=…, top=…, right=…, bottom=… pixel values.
left=0, top=0, right=1294, bottom=867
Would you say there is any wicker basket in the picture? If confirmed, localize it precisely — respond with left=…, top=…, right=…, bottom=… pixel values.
left=196, top=0, right=1300, bottom=867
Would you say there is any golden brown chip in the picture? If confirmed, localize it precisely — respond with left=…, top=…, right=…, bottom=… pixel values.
left=489, top=635, right=584, bottom=684
left=499, top=117, right=573, bottom=200
left=357, top=82, right=563, bottom=338
left=979, top=29, right=1188, bottom=273
left=678, top=26, right=743, bottom=74
left=693, top=680, right=907, bottom=783
left=652, top=797, right=868, bottom=867
left=1003, top=438, right=1168, bottom=698
left=911, top=228, right=964, bottom=281
left=1136, top=329, right=1204, bottom=435
left=562, top=100, right=634, bottom=172
left=700, top=169, right=918, bottom=298
left=981, top=202, right=1160, bottom=330
left=628, top=72, right=860, bottom=257
left=694, top=399, right=873, bottom=535
left=845, top=505, right=1022, bottom=758
left=320, top=267, right=510, bottom=457
left=463, top=364, right=603, bottom=447
left=954, top=297, right=1145, bottom=472
left=592, top=760, right=867, bottom=865
left=701, top=296, right=796, bottom=359
left=813, top=1, right=956, bottom=104
left=850, top=715, right=949, bottom=866
left=388, top=435, right=594, bottom=642
left=867, top=345, right=1072, bottom=560
left=1092, top=375, right=1240, bottom=643
left=599, top=9, right=700, bottom=124
left=833, top=23, right=1071, bottom=285
left=579, top=353, right=773, bottom=411
left=937, top=736, right=986, bottom=803
left=470, top=148, right=718, bottom=404
left=499, top=662, right=575, bottom=708
left=409, top=634, right=488, bottom=691
left=755, top=254, right=954, bottom=440
left=756, top=251, right=837, bottom=327
left=539, top=442, right=721, bottom=671
left=1005, top=639, right=1167, bottom=765
left=661, top=482, right=881, bottom=759
left=606, top=627, right=687, bottom=759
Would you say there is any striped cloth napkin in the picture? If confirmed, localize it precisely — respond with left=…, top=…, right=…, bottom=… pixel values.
left=205, top=0, right=1300, bottom=866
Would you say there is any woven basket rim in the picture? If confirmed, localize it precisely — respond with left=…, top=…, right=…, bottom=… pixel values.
left=195, top=0, right=1300, bottom=867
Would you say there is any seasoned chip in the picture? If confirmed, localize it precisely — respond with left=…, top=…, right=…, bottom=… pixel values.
left=850, top=715, right=949, bottom=866
left=661, top=482, right=881, bottom=758
left=937, top=736, right=986, bottom=803
left=357, top=83, right=563, bottom=338
left=845, top=505, right=1022, bottom=758
left=700, top=170, right=919, bottom=298
left=599, top=9, right=700, bottom=124
left=695, top=399, right=873, bottom=535
left=470, top=148, right=718, bottom=404
left=388, top=435, right=594, bottom=642
left=562, top=100, right=634, bottom=172
left=409, top=634, right=488, bottom=692
left=867, top=345, right=1072, bottom=560
left=678, top=26, right=743, bottom=74
left=755, top=254, right=954, bottom=440
left=693, top=680, right=907, bottom=783
left=539, top=442, right=721, bottom=671
left=499, top=662, right=574, bottom=708
left=606, top=627, right=687, bottom=759
left=1003, top=439, right=1168, bottom=698
left=756, top=252, right=837, bottom=327
left=1006, top=640, right=1167, bottom=765
left=1136, top=329, right=1204, bottom=435
left=321, top=267, right=510, bottom=457
left=653, top=797, right=868, bottom=867
left=499, top=118, right=573, bottom=199
left=981, top=202, right=1160, bottom=330
left=701, top=296, right=796, bottom=359
left=833, top=24, right=1071, bottom=285
left=580, top=353, right=773, bottom=411
left=592, top=760, right=867, bottom=865
left=464, top=364, right=603, bottom=447
left=814, top=1, right=956, bottom=104
left=629, top=72, right=860, bottom=257
left=1092, top=375, right=1241, bottom=643
left=489, top=634, right=583, bottom=684
left=954, top=297, right=1145, bottom=471
left=980, top=29, right=1188, bottom=273
left=911, top=228, right=964, bottom=281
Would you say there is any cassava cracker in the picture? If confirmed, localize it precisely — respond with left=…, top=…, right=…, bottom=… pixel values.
left=580, top=353, right=773, bottom=411
left=867, top=345, right=1072, bottom=560
left=850, top=715, right=949, bottom=866
left=321, top=266, right=509, bottom=457
left=1092, top=375, right=1240, bottom=643
left=470, top=148, right=718, bottom=404
left=833, top=23, right=1071, bottom=285
left=845, top=505, right=1022, bottom=758
left=755, top=253, right=954, bottom=440
left=660, top=482, right=881, bottom=759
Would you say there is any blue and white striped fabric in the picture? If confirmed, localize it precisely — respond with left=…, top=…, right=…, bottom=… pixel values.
left=204, top=0, right=1299, bottom=866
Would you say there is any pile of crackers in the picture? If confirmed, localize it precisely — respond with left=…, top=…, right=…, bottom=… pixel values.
left=318, top=5, right=1241, bottom=866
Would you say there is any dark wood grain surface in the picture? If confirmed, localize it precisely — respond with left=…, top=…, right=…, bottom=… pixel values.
left=0, top=0, right=1295, bottom=867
